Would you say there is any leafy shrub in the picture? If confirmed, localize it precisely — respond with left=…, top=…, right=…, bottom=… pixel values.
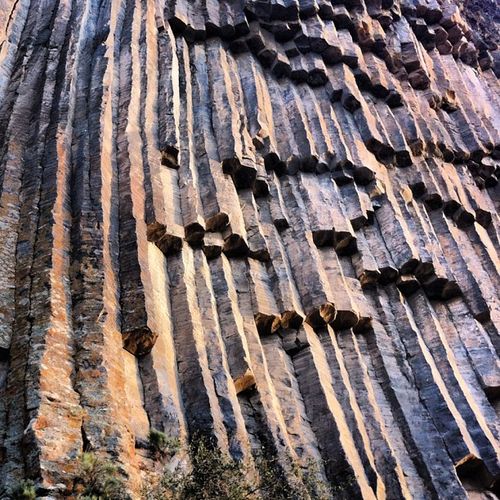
left=142, top=436, right=332, bottom=500
left=73, top=452, right=128, bottom=500
left=143, top=437, right=250, bottom=500
left=330, top=468, right=356, bottom=494
left=255, top=453, right=331, bottom=500
left=7, top=480, right=36, bottom=500
left=148, top=429, right=180, bottom=458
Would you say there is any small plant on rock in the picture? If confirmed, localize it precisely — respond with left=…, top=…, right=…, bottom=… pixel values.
left=148, top=428, right=180, bottom=459
left=7, top=479, right=36, bottom=500
left=73, top=452, right=127, bottom=500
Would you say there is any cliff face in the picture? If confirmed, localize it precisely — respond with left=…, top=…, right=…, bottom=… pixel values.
left=0, top=0, right=499, bottom=497
left=461, top=0, right=500, bottom=51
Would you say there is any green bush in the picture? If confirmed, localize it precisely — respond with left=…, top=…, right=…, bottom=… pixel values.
left=255, top=453, right=331, bottom=500
left=143, top=437, right=250, bottom=500
left=73, top=452, right=128, bottom=500
left=148, top=429, right=180, bottom=458
left=142, top=436, right=332, bottom=500
left=7, top=480, right=36, bottom=500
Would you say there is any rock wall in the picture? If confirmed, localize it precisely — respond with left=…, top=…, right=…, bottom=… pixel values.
left=0, top=0, right=499, bottom=497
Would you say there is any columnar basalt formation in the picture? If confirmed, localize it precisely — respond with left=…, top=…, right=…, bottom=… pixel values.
left=0, top=0, right=499, bottom=498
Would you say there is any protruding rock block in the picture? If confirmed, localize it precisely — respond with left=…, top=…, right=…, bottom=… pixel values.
left=255, top=312, right=281, bottom=336
left=385, top=89, right=403, bottom=108
left=395, top=150, right=413, bottom=167
left=229, top=39, right=249, bottom=55
left=305, top=302, right=336, bottom=328
left=307, top=68, right=328, bottom=87
left=409, top=181, right=427, bottom=198
left=396, top=274, right=420, bottom=296
left=421, top=275, right=461, bottom=301
left=423, top=192, right=444, bottom=210
left=146, top=221, right=167, bottom=242
left=185, top=222, right=206, bottom=247
left=341, top=88, right=361, bottom=113
left=353, top=166, right=375, bottom=185
left=332, top=169, right=354, bottom=186
left=359, top=269, right=382, bottom=288
left=280, top=310, right=304, bottom=329
left=437, top=40, right=453, bottom=55
left=264, top=152, right=287, bottom=175
left=332, top=6, right=354, bottom=31
left=414, top=261, right=436, bottom=282
left=122, top=327, right=159, bottom=357
left=312, top=229, right=335, bottom=248
left=160, top=146, right=179, bottom=169
left=257, top=47, right=278, bottom=68
left=253, top=176, right=270, bottom=197
left=155, top=233, right=183, bottom=255
left=332, top=309, right=360, bottom=330
left=271, top=55, right=292, bottom=78
left=248, top=248, right=271, bottom=262
left=334, top=230, right=358, bottom=256
left=474, top=209, right=492, bottom=229
left=378, top=266, right=399, bottom=285
left=299, top=155, right=319, bottom=173
left=273, top=217, right=290, bottom=231
left=202, top=235, right=223, bottom=260
left=206, top=212, right=230, bottom=232
left=222, top=158, right=257, bottom=189
left=365, top=137, right=395, bottom=164
left=408, top=68, right=430, bottom=90
left=312, top=228, right=358, bottom=256
left=233, top=369, right=257, bottom=394
left=352, top=315, right=373, bottom=334
left=223, top=234, right=250, bottom=258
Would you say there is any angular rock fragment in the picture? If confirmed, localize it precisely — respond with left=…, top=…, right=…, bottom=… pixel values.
left=305, top=302, right=337, bottom=327
left=396, top=274, right=421, bottom=296
left=255, top=312, right=281, bottom=336
left=206, top=212, right=230, bottom=232
left=202, top=238, right=223, bottom=260
left=146, top=222, right=167, bottom=242
left=160, top=146, right=179, bottom=169
left=334, top=230, right=358, bottom=256
left=423, top=192, right=444, bottom=210
left=155, top=233, right=183, bottom=255
left=253, top=176, right=270, bottom=197
left=123, top=327, right=159, bottom=357
left=222, top=158, right=257, bottom=189
left=185, top=222, right=206, bottom=247
left=223, top=234, right=250, bottom=258
left=312, top=229, right=335, bottom=247
left=280, top=310, right=304, bottom=330
left=233, top=369, right=257, bottom=394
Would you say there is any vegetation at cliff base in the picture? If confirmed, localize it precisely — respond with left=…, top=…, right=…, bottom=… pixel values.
left=6, top=480, right=36, bottom=500
left=73, top=452, right=128, bottom=500
left=142, top=435, right=332, bottom=500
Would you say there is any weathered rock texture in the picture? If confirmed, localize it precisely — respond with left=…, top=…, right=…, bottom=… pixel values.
left=0, top=0, right=499, bottom=498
